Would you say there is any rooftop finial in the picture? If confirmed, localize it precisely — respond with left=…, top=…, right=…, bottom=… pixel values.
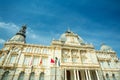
left=8, top=24, right=27, bottom=43
left=20, top=24, right=27, bottom=33
left=16, top=24, right=27, bottom=38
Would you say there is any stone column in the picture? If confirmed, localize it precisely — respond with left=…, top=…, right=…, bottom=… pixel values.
left=74, top=70, right=77, bottom=80
left=88, top=70, right=91, bottom=80
left=65, top=69, right=67, bottom=80
left=95, top=70, right=100, bottom=80
left=77, top=70, right=80, bottom=80
left=85, top=70, right=89, bottom=80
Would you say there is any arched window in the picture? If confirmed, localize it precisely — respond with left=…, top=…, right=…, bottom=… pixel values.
left=106, top=73, right=110, bottom=80
left=112, top=74, right=116, bottom=80
left=39, top=72, right=44, bottom=80
left=18, top=72, right=24, bottom=80
left=1, top=71, right=9, bottom=80
left=29, top=72, right=35, bottom=80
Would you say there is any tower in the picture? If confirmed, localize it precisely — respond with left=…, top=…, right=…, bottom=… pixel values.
left=7, top=25, right=27, bottom=43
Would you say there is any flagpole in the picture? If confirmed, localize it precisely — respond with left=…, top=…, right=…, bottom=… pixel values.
left=55, top=65, right=56, bottom=80
left=55, top=57, right=58, bottom=80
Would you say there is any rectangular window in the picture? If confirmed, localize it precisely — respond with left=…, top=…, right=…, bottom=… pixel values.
left=33, top=57, right=39, bottom=65
left=34, top=48, right=38, bottom=53
left=24, top=56, right=31, bottom=65
left=42, top=58, right=47, bottom=66
left=9, top=55, right=17, bottom=64
left=43, top=48, right=48, bottom=54
left=32, top=48, right=35, bottom=53
left=35, top=48, right=41, bottom=53
left=29, top=47, right=33, bottom=53
left=26, top=47, right=32, bottom=53
left=26, top=47, right=29, bottom=52
left=23, top=48, right=27, bottom=52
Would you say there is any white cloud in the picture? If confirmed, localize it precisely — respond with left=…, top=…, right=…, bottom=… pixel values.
left=26, top=27, right=39, bottom=39
left=0, top=22, right=19, bottom=33
left=26, top=27, right=52, bottom=45
left=0, top=22, right=40, bottom=42
left=0, top=39, right=5, bottom=44
left=0, top=22, right=52, bottom=45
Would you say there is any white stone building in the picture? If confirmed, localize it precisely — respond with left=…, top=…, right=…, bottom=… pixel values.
left=0, top=25, right=120, bottom=80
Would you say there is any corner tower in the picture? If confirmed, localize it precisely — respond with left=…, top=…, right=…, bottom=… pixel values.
left=7, top=25, right=27, bottom=43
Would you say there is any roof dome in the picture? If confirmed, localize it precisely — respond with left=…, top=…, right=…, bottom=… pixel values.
left=9, top=35, right=25, bottom=42
left=100, top=44, right=113, bottom=52
left=7, top=25, right=27, bottom=43
left=60, top=29, right=84, bottom=44
left=60, top=33, right=67, bottom=42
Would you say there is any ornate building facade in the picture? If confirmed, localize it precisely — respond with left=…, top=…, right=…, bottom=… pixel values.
left=0, top=25, right=120, bottom=80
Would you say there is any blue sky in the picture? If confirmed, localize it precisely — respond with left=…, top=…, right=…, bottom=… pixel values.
left=0, top=0, right=120, bottom=57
